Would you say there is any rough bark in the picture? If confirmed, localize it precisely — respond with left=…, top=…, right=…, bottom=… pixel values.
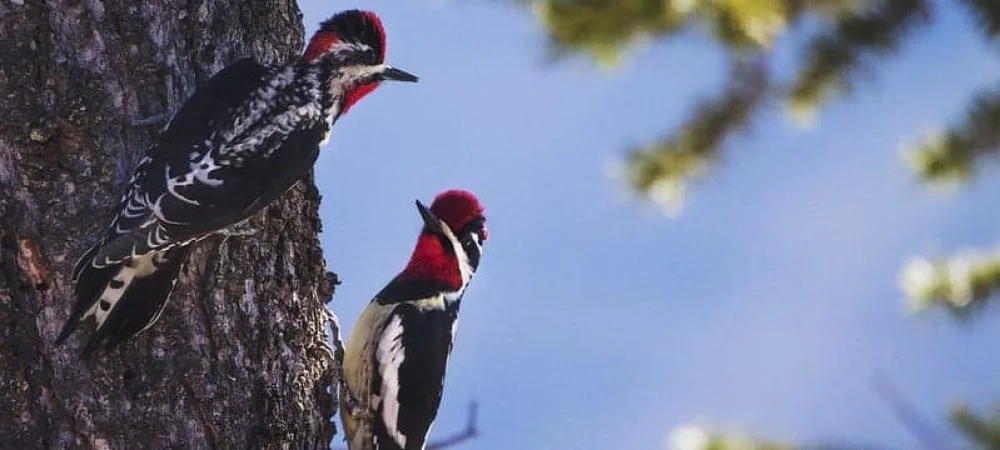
left=0, top=1, right=340, bottom=448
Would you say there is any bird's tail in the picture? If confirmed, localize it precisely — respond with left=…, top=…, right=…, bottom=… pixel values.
left=57, top=245, right=190, bottom=358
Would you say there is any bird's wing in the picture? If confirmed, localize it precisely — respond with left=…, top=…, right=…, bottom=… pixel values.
left=370, top=300, right=457, bottom=450
left=82, top=58, right=324, bottom=270
left=73, top=152, right=155, bottom=278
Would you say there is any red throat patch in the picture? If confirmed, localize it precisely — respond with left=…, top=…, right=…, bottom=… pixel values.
left=343, top=82, right=380, bottom=114
left=399, top=233, right=463, bottom=290
left=398, top=190, right=486, bottom=289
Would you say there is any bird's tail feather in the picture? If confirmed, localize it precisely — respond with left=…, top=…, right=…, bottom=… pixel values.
left=58, top=245, right=190, bottom=358
left=71, top=241, right=102, bottom=282
left=57, top=248, right=119, bottom=345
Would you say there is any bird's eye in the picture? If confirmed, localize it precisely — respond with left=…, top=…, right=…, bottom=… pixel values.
left=463, top=230, right=484, bottom=249
left=459, top=220, right=486, bottom=252
left=330, top=44, right=379, bottom=67
left=352, top=48, right=380, bottom=66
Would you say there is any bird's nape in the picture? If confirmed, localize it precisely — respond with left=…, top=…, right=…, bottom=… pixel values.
left=304, top=9, right=387, bottom=63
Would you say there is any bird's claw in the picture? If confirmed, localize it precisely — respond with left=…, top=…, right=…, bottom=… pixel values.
left=221, top=222, right=259, bottom=237
left=345, top=390, right=367, bottom=417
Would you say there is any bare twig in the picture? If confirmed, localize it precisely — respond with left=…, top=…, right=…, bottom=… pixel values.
left=427, top=402, right=479, bottom=450
left=331, top=401, right=479, bottom=450
left=870, top=371, right=950, bottom=450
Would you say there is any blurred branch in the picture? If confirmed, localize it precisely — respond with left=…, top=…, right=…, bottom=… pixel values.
left=951, top=404, right=1000, bottom=449
left=667, top=424, right=794, bottom=450
left=427, top=402, right=479, bottom=450
left=785, top=0, right=866, bottom=19
left=905, top=84, right=1000, bottom=184
left=898, top=247, right=1000, bottom=317
left=695, top=0, right=794, bottom=51
left=531, top=0, right=689, bottom=65
left=870, top=372, right=950, bottom=450
left=787, top=0, right=931, bottom=120
left=531, top=0, right=870, bottom=63
left=623, top=53, right=769, bottom=213
left=666, top=424, right=882, bottom=450
left=956, top=0, right=1000, bottom=45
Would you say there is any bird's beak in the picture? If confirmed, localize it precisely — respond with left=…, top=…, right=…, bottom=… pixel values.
left=381, top=66, right=419, bottom=83
left=416, top=200, right=446, bottom=235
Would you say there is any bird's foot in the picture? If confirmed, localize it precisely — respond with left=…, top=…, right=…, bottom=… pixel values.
left=345, top=391, right=367, bottom=417
left=220, top=221, right=259, bottom=237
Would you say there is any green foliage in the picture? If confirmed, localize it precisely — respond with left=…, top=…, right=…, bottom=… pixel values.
left=951, top=404, right=1000, bottom=449
left=516, top=0, right=1000, bottom=446
left=899, top=249, right=1000, bottom=317
left=624, top=55, right=768, bottom=211
left=666, top=425, right=884, bottom=450
left=526, top=0, right=1000, bottom=317
left=527, top=0, right=998, bottom=208
left=905, top=85, right=1000, bottom=184
left=666, top=425, right=794, bottom=450
left=787, top=0, right=930, bottom=120
left=670, top=408, right=1000, bottom=450
left=509, top=1, right=1000, bottom=448
left=958, top=0, right=1000, bottom=43
left=532, top=0, right=688, bottom=66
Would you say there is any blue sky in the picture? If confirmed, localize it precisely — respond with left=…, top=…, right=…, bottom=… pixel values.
left=297, top=2, right=1000, bottom=449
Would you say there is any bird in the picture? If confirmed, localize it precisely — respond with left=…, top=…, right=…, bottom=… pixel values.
left=339, top=190, right=488, bottom=450
left=56, top=9, right=418, bottom=358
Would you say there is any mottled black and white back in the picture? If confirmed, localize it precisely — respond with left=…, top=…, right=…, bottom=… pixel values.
left=57, top=57, right=327, bottom=357
left=56, top=9, right=417, bottom=358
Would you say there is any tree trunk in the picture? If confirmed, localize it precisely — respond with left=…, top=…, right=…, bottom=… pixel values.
left=0, top=1, right=340, bottom=448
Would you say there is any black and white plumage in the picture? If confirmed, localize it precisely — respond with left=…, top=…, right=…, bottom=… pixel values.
left=341, top=190, right=488, bottom=450
left=56, top=10, right=417, bottom=358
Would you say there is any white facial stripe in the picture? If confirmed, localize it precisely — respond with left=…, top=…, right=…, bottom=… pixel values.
left=469, top=231, right=483, bottom=257
left=335, top=63, right=387, bottom=81
left=438, top=221, right=473, bottom=287
left=455, top=238, right=473, bottom=287
left=428, top=220, right=474, bottom=306
left=375, top=314, right=407, bottom=448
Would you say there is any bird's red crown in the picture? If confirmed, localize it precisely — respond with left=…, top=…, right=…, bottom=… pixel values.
left=430, top=190, right=487, bottom=237
left=303, top=10, right=387, bottom=63
left=399, top=190, right=487, bottom=290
